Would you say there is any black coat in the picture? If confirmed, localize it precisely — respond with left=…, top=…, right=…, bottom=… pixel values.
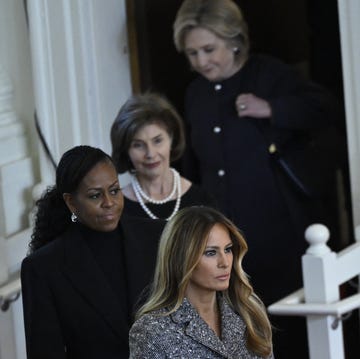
left=21, top=216, right=165, bottom=359
left=183, top=54, right=339, bottom=304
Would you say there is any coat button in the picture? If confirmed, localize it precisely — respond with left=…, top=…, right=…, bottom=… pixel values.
left=213, top=126, right=221, bottom=133
left=268, top=143, right=277, bottom=154
left=214, top=84, right=222, bottom=91
left=218, top=169, right=225, bottom=177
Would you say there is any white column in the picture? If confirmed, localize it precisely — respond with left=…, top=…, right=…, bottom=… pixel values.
left=337, top=0, right=360, bottom=342
left=337, top=0, right=360, bottom=236
left=27, top=0, right=132, bottom=197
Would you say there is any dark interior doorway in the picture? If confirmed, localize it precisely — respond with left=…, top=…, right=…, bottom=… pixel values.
left=126, top=0, right=343, bottom=115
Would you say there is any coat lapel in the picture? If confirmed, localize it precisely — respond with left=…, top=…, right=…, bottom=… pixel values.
left=61, top=226, right=129, bottom=342
left=172, top=298, right=229, bottom=358
left=220, top=297, right=248, bottom=357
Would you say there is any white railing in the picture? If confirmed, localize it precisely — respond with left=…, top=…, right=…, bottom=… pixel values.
left=0, top=277, right=21, bottom=312
left=268, top=224, right=360, bottom=359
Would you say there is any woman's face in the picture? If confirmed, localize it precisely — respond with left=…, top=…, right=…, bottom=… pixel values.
left=186, top=224, right=234, bottom=297
left=64, top=160, right=123, bottom=232
left=128, top=122, right=172, bottom=180
left=184, top=27, right=239, bottom=82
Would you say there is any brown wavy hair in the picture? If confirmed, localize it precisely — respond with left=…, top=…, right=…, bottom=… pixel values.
left=110, top=92, right=185, bottom=174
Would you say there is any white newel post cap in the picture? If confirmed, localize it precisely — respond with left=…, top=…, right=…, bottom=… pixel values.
left=305, top=223, right=331, bottom=256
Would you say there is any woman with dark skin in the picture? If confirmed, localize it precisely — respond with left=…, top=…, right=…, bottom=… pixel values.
left=173, top=0, right=341, bottom=357
left=21, top=145, right=164, bottom=359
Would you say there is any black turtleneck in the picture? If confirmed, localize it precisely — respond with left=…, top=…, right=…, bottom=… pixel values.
left=77, top=223, right=128, bottom=316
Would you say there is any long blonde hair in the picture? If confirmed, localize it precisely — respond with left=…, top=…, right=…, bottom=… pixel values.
left=136, top=206, right=272, bottom=357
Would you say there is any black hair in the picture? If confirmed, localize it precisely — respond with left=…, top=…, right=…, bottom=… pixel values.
left=29, top=145, right=113, bottom=253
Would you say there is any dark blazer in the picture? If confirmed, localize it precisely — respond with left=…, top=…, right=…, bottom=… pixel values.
left=21, top=216, right=165, bottom=359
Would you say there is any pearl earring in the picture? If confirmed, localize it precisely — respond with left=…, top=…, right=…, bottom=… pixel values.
left=71, top=213, right=78, bottom=223
left=233, top=47, right=240, bottom=55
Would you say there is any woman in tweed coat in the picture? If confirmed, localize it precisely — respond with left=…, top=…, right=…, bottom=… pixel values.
left=129, top=206, right=273, bottom=358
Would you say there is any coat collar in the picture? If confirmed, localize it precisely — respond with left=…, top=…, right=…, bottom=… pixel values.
left=170, top=295, right=247, bottom=358
left=60, top=224, right=129, bottom=343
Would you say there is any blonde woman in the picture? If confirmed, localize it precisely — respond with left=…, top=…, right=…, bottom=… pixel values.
left=129, top=206, right=273, bottom=358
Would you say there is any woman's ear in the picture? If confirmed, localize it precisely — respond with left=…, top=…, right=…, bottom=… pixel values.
left=63, top=193, right=76, bottom=214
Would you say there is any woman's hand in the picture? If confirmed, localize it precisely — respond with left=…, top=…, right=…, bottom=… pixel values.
left=235, top=93, right=272, bottom=119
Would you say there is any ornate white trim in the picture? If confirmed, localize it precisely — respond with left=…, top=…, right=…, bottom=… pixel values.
left=0, top=67, right=16, bottom=126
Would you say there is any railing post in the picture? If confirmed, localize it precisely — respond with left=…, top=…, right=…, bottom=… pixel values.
left=302, top=224, right=344, bottom=359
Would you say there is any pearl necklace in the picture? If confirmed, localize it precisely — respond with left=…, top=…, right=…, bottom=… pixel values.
left=132, top=168, right=178, bottom=204
left=131, top=168, right=182, bottom=221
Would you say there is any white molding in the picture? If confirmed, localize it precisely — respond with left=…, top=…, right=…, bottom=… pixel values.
left=27, top=0, right=132, bottom=194
left=0, top=308, right=16, bottom=359
left=27, top=0, right=59, bottom=186
left=0, top=66, right=16, bottom=126
left=0, top=239, right=7, bottom=284
left=5, top=228, right=30, bottom=273
left=62, top=0, right=82, bottom=145
left=337, top=0, right=360, bottom=236
left=0, top=66, right=27, bottom=166
left=76, top=0, right=103, bottom=147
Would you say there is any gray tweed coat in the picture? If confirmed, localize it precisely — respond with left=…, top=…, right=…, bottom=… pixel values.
left=129, top=296, right=273, bottom=359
